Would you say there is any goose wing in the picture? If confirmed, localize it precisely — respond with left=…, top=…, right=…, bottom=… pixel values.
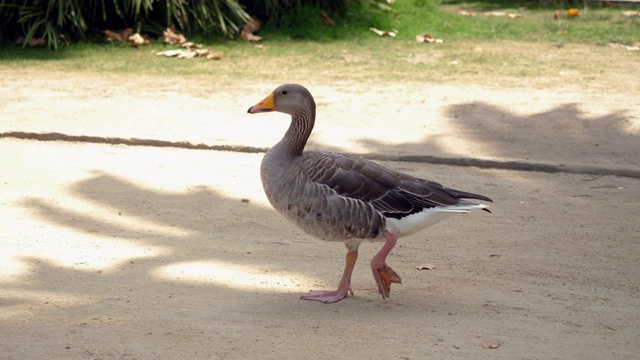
left=297, top=152, right=492, bottom=219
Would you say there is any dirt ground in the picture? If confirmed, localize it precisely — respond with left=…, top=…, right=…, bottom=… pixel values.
left=0, top=56, right=639, bottom=359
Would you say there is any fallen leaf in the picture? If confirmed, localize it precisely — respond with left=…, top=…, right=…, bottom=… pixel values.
left=458, top=10, right=476, bottom=16
left=155, top=50, right=184, bottom=57
left=507, top=13, right=522, bottom=18
left=163, top=26, right=187, bottom=45
left=416, top=33, right=444, bottom=43
left=369, top=27, right=397, bottom=37
left=104, top=30, right=123, bottom=42
left=416, top=263, right=436, bottom=270
left=482, top=342, right=500, bottom=349
left=206, top=53, right=223, bottom=60
left=608, top=42, right=640, bottom=51
left=484, top=11, right=506, bottom=17
left=28, top=37, right=46, bottom=47
left=321, top=11, right=336, bottom=26
left=567, top=8, right=580, bottom=18
left=127, top=33, right=149, bottom=46
left=120, top=28, right=133, bottom=40
left=241, top=17, right=262, bottom=41
left=622, top=11, right=640, bottom=17
left=241, top=30, right=262, bottom=41
left=180, top=41, right=202, bottom=49
left=243, top=17, right=261, bottom=33
left=194, top=49, right=210, bottom=57
left=177, top=50, right=197, bottom=59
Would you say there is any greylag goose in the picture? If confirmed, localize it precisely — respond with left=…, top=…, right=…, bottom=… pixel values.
left=247, top=84, right=492, bottom=303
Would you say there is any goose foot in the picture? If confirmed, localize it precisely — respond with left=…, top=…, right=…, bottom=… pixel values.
left=301, top=288, right=353, bottom=303
left=300, top=250, right=358, bottom=304
left=371, top=231, right=402, bottom=299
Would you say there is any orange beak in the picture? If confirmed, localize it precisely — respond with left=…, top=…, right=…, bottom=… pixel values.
left=247, top=93, right=275, bottom=113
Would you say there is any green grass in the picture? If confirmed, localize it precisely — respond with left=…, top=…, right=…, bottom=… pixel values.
left=2, top=0, right=637, bottom=46
left=0, top=0, right=637, bottom=92
left=246, top=0, right=639, bottom=44
left=391, top=0, right=638, bottom=44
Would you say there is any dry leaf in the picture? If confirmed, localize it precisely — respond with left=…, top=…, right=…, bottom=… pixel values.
left=416, top=33, right=444, bottom=43
left=485, top=11, right=506, bottom=17
left=608, top=42, right=640, bottom=51
left=241, top=30, right=262, bottom=41
left=194, top=49, right=210, bottom=57
left=163, top=26, right=187, bottom=45
left=622, top=11, right=640, bottom=17
left=482, top=342, right=500, bottom=349
left=206, top=53, right=223, bottom=60
left=28, top=37, right=46, bottom=47
left=459, top=10, right=476, bottom=16
left=321, top=11, right=336, bottom=26
left=369, top=27, right=397, bottom=37
left=104, top=29, right=123, bottom=42
left=416, top=263, right=436, bottom=270
left=241, top=17, right=262, bottom=42
left=243, top=17, right=261, bottom=33
left=155, top=50, right=184, bottom=57
left=180, top=41, right=202, bottom=49
left=567, top=8, right=580, bottom=18
left=177, top=50, right=197, bottom=59
left=104, top=28, right=134, bottom=43
left=120, top=28, right=133, bottom=40
left=507, top=13, right=522, bottom=18
left=127, top=33, right=149, bottom=46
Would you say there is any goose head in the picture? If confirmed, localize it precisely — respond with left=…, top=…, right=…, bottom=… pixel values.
left=247, top=84, right=315, bottom=116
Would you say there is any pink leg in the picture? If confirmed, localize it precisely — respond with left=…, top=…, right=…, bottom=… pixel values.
left=301, top=250, right=358, bottom=303
left=371, top=230, right=402, bottom=299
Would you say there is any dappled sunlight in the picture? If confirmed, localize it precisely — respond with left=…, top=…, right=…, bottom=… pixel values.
left=154, top=260, right=313, bottom=292
left=0, top=288, right=93, bottom=321
left=0, top=229, right=164, bottom=279
left=23, top=193, right=196, bottom=238
left=0, top=140, right=294, bottom=309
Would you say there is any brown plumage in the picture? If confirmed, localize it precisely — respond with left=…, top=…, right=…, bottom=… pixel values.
left=248, top=84, right=492, bottom=303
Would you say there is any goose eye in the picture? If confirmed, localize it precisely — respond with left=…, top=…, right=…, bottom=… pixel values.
left=281, top=90, right=288, bottom=95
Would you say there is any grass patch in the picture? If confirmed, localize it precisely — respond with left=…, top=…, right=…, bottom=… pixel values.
left=0, top=1, right=637, bottom=92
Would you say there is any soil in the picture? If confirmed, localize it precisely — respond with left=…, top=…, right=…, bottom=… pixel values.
left=0, top=46, right=639, bottom=359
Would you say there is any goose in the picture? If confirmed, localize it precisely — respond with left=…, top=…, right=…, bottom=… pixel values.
left=247, top=84, right=492, bottom=303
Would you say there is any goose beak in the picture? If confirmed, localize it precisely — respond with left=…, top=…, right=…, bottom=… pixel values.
left=247, top=93, right=275, bottom=114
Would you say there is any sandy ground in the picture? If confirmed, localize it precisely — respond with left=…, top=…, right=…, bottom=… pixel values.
left=0, top=67, right=639, bottom=359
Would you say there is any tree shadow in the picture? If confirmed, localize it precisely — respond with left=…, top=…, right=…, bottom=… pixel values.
left=311, top=101, right=638, bottom=172
left=5, top=171, right=318, bottom=314
left=444, top=102, right=638, bottom=167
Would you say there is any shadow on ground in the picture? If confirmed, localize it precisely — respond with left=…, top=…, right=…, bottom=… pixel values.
left=310, top=102, right=638, bottom=173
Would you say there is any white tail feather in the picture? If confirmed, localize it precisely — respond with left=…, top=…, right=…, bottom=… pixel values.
left=384, top=204, right=489, bottom=238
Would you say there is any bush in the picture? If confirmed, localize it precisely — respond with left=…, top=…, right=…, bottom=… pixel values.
left=0, top=0, right=250, bottom=49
